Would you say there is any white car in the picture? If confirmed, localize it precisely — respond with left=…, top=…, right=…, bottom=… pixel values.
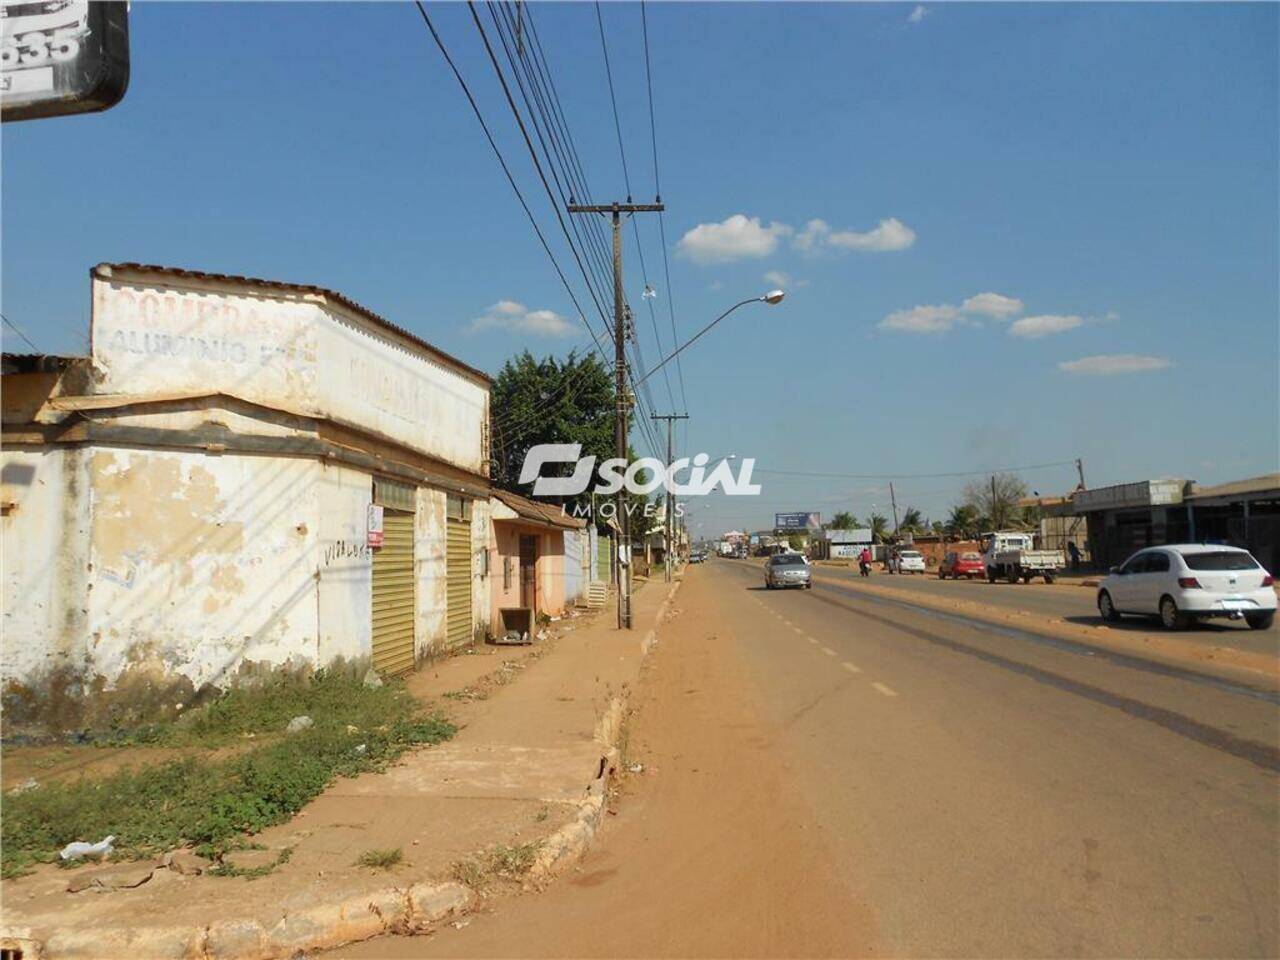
left=896, top=550, right=926, bottom=574
left=1097, top=544, right=1276, bottom=631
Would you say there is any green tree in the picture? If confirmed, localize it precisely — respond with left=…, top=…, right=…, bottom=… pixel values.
left=829, top=511, right=857, bottom=530
left=492, top=350, right=644, bottom=531
left=945, top=503, right=980, bottom=539
left=900, top=507, right=924, bottom=534
left=961, top=473, right=1027, bottom=531
left=866, top=513, right=890, bottom=543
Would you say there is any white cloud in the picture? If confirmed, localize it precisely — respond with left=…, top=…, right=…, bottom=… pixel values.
left=1057, top=354, right=1172, bottom=376
left=961, top=292, right=1024, bottom=318
left=797, top=217, right=916, bottom=254
left=908, top=5, right=928, bottom=24
left=878, top=303, right=960, bottom=334
left=1009, top=314, right=1084, bottom=338
left=468, top=300, right=578, bottom=338
left=763, top=270, right=792, bottom=287
left=677, top=214, right=792, bottom=264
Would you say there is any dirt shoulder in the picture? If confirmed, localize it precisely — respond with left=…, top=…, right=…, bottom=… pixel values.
left=0, top=584, right=679, bottom=960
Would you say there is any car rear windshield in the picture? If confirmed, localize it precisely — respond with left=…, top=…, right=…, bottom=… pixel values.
left=1180, top=551, right=1259, bottom=571
left=900, top=551, right=921, bottom=558
left=773, top=555, right=805, bottom=565
left=961, top=553, right=981, bottom=560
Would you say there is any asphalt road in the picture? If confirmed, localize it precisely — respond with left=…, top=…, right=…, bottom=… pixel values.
left=340, top=562, right=1279, bottom=958
left=803, top=561, right=1280, bottom=662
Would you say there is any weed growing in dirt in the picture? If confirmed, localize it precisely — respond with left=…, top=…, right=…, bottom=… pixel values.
left=451, top=842, right=541, bottom=889
left=1, top=673, right=455, bottom=878
left=355, top=847, right=404, bottom=870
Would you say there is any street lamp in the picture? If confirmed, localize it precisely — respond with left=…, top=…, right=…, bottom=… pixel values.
left=633, top=290, right=785, bottom=387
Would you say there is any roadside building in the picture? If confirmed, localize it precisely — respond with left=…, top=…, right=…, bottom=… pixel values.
left=810, top=527, right=872, bottom=560
left=1073, top=474, right=1280, bottom=573
left=488, top=489, right=589, bottom=637
left=1, top=263, right=492, bottom=733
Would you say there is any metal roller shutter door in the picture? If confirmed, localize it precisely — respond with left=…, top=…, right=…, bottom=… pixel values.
left=371, top=510, right=416, bottom=677
left=446, top=516, right=472, bottom=648
left=596, top=533, right=612, bottom=582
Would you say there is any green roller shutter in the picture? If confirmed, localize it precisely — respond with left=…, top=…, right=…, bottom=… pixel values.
left=371, top=510, right=415, bottom=677
left=446, top=513, right=472, bottom=648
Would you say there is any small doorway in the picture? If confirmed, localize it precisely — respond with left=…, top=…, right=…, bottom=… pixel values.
left=519, top=534, right=538, bottom=615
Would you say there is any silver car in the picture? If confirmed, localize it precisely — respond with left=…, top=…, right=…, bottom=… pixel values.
left=765, top=553, right=812, bottom=589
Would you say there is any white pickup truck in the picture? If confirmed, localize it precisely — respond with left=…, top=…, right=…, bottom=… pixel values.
left=981, top=531, right=1064, bottom=584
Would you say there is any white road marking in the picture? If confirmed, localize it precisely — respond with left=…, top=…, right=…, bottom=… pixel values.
left=822, top=647, right=837, bottom=657
left=872, top=682, right=899, bottom=698
left=841, top=661, right=862, bottom=674
left=792, top=626, right=804, bottom=635
left=808, top=637, right=820, bottom=645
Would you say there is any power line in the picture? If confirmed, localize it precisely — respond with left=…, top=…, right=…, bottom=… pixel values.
left=411, top=2, right=610, bottom=365
left=1, top=312, right=42, bottom=353
left=639, top=0, right=688, bottom=414
left=593, top=1, right=676, bottom=413
left=466, top=1, right=619, bottom=352
left=751, top=460, right=1079, bottom=481
left=489, top=3, right=617, bottom=316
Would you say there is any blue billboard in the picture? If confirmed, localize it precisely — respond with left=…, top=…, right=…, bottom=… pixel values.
left=775, top=512, right=821, bottom=530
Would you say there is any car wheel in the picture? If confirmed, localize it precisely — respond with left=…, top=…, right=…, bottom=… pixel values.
left=1098, top=590, right=1121, bottom=623
left=1006, top=568, right=1019, bottom=584
left=1160, top=595, right=1190, bottom=631
left=1245, top=611, right=1275, bottom=631
left=938, top=570, right=945, bottom=579
left=805, top=582, right=812, bottom=590
left=986, top=569, right=997, bottom=583
left=1044, top=574, right=1056, bottom=584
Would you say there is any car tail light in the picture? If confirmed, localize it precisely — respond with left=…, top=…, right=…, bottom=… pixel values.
left=1178, top=577, right=1201, bottom=589
left=1263, top=573, right=1275, bottom=587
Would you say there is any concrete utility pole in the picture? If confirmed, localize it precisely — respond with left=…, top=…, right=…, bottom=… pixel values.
left=889, top=482, right=900, bottom=537
left=567, top=199, right=663, bottom=629
left=1075, top=457, right=1087, bottom=491
left=651, top=413, right=689, bottom=582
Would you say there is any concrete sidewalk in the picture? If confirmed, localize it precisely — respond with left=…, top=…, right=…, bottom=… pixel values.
left=0, top=578, right=681, bottom=960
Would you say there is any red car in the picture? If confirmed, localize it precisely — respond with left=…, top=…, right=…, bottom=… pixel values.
left=939, top=551, right=984, bottom=579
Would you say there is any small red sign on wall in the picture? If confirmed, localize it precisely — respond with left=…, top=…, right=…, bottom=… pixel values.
left=367, top=504, right=385, bottom=548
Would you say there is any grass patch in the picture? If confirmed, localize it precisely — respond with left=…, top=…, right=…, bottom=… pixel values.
left=355, top=847, right=403, bottom=870
left=451, top=842, right=541, bottom=889
left=1, top=672, right=454, bottom=879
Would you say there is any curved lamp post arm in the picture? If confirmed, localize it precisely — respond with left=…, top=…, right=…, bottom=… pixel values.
left=633, top=291, right=784, bottom=389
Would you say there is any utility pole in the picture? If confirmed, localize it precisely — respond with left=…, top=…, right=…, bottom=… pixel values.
left=651, top=413, right=689, bottom=582
left=991, top=474, right=998, bottom=528
left=889, top=481, right=900, bottom=537
left=1075, top=457, right=1086, bottom=491
left=568, top=199, right=663, bottom=629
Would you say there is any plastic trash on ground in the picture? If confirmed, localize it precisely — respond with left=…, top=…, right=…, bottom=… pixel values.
left=60, top=835, right=115, bottom=861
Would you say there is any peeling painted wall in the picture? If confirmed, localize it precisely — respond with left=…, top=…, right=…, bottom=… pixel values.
left=1, top=447, right=92, bottom=726
left=84, top=448, right=321, bottom=698
left=92, top=274, right=489, bottom=473
left=317, top=463, right=372, bottom=667
left=414, top=487, right=447, bottom=661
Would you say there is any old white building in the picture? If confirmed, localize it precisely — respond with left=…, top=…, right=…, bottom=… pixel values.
left=1, top=263, right=493, bottom=732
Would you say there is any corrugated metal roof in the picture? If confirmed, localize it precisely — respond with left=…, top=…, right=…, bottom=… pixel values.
left=93, top=263, right=492, bottom=386
left=492, top=488, right=587, bottom=530
left=1187, top=474, right=1280, bottom=501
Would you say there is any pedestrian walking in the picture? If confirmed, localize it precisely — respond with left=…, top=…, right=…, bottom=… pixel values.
left=1067, top=540, right=1080, bottom=572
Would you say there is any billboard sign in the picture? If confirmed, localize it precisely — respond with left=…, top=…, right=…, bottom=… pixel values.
left=2, top=0, right=129, bottom=122
left=775, top=512, right=821, bottom=530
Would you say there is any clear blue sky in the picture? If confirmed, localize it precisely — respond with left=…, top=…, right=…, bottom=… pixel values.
left=3, top=2, right=1276, bottom=534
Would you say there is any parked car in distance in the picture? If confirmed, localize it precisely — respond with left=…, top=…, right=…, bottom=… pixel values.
left=764, top=553, right=812, bottom=590
left=688, top=551, right=707, bottom=564
left=939, top=551, right=984, bottom=579
left=897, top=550, right=926, bottom=574
left=1096, top=544, right=1276, bottom=631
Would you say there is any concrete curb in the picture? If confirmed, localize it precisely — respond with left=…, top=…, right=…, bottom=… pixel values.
left=533, top=577, right=682, bottom=880
left=3, top=579, right=685, bottom=960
